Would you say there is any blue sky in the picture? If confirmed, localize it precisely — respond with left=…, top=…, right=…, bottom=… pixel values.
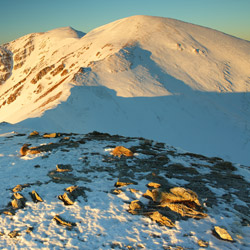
left=1, top=0, right=250, bottom=45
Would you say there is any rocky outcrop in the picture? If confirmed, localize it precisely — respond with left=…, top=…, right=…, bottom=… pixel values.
left=112, top=146, right=134, bottom=157
left=0, top=47, right=12, bottom=84
left=31, top=65, right=55, bottom=84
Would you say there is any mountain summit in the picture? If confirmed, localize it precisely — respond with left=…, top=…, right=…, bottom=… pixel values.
left=0, top=15, right=250, bottom=164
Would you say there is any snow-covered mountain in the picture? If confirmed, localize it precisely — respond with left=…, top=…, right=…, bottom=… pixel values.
left=0, top=15, right=250, bottom=164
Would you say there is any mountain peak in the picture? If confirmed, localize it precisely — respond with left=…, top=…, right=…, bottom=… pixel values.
left=0, top=16, right=250, bottom=164
left=46, top=26, right=86, bottom=39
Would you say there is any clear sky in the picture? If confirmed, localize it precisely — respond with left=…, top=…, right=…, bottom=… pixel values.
left=0, top=0, right=250, bottom=45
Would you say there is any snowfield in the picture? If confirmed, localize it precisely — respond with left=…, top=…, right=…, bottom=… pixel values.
left=0, top=15, right=250, bottom=249
left=0, top=15, right=250, bottom=164
left=0, top=124, right=249, bottom=249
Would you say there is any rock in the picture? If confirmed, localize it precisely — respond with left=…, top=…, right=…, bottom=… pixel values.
left=12, top=184, right=23, bottom=193
left=26, top=226, right=34, bottom=234
left=58, top=192, right=75, bottom=205
left=197, top=239, right=209, bottom=248
left=159, top=187, right=201, bottom=207
left=29, top=131, right=39, bottom=137
left=212, top=226, right=234, bottom=242
left=168, top=187, right=201, bottom=206
left=53, top=215, right=76, bottom=227
left=114, top=179, right=133, bottom=187
left=13, top=192, right=24, bottom=199
left=112, top=146, right=134, bottom=157
left=128, top=200, right=144, bottom=214
left=43, top=133, right=60, bottom=138
left=154, top=142, right=165, bottom=148
left=162, top=203, right=207, bottom=219
left=112, top=189, right=123, bottom=195
left=129, top=188, right=139, bottom=193
left=56, top=164, right=73, bottom=172
left=147, top=182, right=161, bottom=188
left=30, top=190, right=43, bottom=203
left=8, top=230, right=21, bottom=238
left=139, top=139, right=153, bottom=146
left=148, top=211, right=175, bottom=228
left=12, top=183, right=30, bottom=192
left=11, top=193, right=26, bottom=209
left=65, top=185, right=78, bottom=194
left=20, top=144, right=42, bottom=156
left=65, top=185, right=86, bottom=199
left=3, top=209, right=15, bottom=216
left=143, top=189, right=161, bottom=202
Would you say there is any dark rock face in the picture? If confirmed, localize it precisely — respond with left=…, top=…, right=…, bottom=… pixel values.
left=0, top=47, right=12, bottom=85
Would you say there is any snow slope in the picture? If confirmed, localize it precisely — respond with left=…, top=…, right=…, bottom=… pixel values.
left=0, top=125, right=249, bottom=249
left=0, top=15, right=250, bottom=164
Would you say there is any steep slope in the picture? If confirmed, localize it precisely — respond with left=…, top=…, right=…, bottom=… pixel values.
left=0, top=15, right=250, bottom=164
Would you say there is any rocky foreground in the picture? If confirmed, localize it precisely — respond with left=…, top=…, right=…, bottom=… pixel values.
left=0, top=129, right=249, bottom=249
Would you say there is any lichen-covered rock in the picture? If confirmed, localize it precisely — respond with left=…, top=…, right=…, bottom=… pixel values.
left=112, top=146, right=134, bottom=157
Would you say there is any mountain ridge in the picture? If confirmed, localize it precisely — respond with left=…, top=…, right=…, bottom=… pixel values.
left=0, top=15, right=250, bottom=164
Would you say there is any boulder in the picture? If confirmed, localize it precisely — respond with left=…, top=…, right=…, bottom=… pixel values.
left=30, top=190, right=43, bottom=203
left=8, top=230, right=21, bottom=238
left=29, top=131, right=39, bottom=137
left=56, top=164, right=73, bottom=172
left=212, top=226, right=234, bottom=242
left=20, top=144, right=42, bottom=156
left=43, top=133, right=60, bottom=138
left=114, top=179, right=133, bottom=187
left=112, top=146, right=134, bottom=157
left=128, top=200, right=144, bottom=214
left=53, top=215, right=76, bottom=227
left=147, top=182, right=161, bottom=188
left=11, top=193, right=26, bottom=209
left=12, top=184, right=23, bottom=193
left=58, top=192, right=75, bottom=205
left=197, top=239, right=209, bottom=248
left=148, top=211, right=175, bottom=228
left=162, top=203, right=207, bottom=219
